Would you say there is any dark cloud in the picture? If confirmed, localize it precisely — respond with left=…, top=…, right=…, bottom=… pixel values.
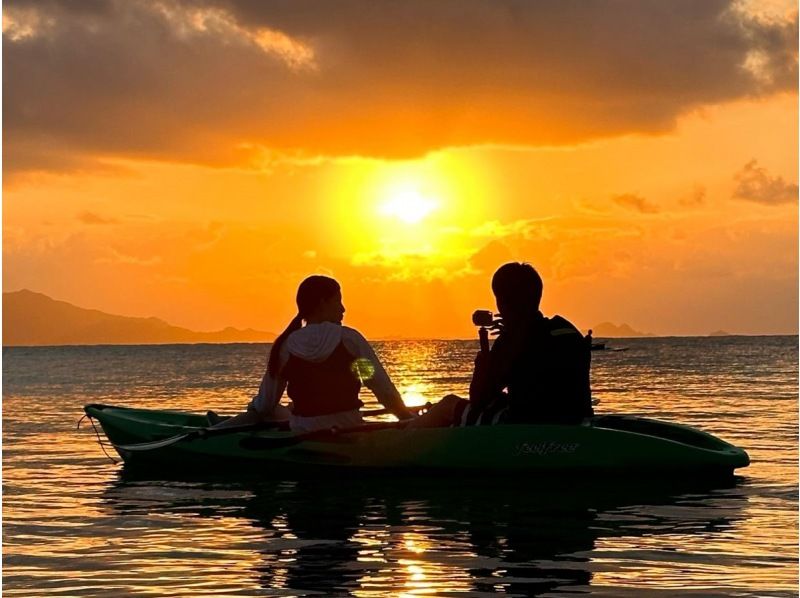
left=612, top=193, right=660, bottom=214
left=3, top=0, right=798, bottom=173
left=732, top=160, right=799, bottom=205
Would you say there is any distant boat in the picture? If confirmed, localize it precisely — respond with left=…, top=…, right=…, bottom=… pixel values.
left=591, top=342, right=629, bottom=352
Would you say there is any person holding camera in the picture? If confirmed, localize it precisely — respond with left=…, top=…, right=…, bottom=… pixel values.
left=411, top=262, right=593, bottom=427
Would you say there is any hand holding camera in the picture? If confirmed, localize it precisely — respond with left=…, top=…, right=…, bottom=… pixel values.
left=472, top=310, right=504, bottom=334
left=471, top=309, right=504, bottom=355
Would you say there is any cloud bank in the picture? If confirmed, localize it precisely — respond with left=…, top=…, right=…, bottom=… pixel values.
left=4, top=0, right=798, bottom=173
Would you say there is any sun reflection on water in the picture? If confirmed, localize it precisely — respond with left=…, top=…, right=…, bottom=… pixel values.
left=2, top=338, right=797, bottom=596
left=399, top=384, right=431, bottom=408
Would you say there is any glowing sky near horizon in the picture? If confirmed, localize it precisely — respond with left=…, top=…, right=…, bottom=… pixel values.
left=3, top=0, right=797, bottom=337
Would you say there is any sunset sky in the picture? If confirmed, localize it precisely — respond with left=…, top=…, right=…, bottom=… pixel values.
left=3, top=0, right=798, bottom=338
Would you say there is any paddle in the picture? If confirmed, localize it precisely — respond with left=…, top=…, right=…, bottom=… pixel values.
left=239, top=420, right=407, bottom=451
left=112, top=421, right=285, bottom=452
left=206, top=403, right=429, bottom=424
left=208, top=403, right=429, bottom=424
left=111, top=405, right=427, bottom=453
left=363, top=403, right=430, bottom=417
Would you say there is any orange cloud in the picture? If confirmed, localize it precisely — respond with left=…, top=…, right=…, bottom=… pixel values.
left=732, top=159, right=799, bottom=204
left=469, top=240, right=515, bottom=274
left=612, top=193, right=660, bottom=214
left=678, top=185, right=707, bottom=207
left=77, top=211, right=118, bottom=225
left=4, top=0, right=797, bottom=174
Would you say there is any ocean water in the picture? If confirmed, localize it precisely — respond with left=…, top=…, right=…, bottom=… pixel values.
left=2, top=336, right=798, bottom=596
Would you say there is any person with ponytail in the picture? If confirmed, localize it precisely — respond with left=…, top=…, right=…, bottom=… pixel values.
left=213, top=275, right=413, bottom=433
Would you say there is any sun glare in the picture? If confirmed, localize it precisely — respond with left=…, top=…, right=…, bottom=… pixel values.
left=379, top=189, right=438, bottom=224
left=329, top=155, right=491, bottom=263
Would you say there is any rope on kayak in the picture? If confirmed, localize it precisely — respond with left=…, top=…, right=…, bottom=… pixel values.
left=109, top=421, right=287, bottom=453
left=113, top=432, right=194, bottom=452
left=77, top=414, right=119, bottom=464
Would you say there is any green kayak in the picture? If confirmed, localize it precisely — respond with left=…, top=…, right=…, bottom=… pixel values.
left=83, top=403, right=749, bottom=477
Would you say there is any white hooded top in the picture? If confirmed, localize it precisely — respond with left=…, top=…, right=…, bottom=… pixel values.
left=249, top=322, right=400, bottom=415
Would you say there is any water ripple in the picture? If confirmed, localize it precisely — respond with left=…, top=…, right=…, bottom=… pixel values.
left=3, top=337, right=797, bottom=596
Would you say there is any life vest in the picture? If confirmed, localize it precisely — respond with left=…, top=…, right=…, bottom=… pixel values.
left=283, top=342, right=364, bottom=417
left=506, top=314, right=593, bottom=424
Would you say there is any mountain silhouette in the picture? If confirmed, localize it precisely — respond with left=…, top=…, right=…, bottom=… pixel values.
left=590, top=321, right=654, bottom=338
left=3, top=290, right=276, bottom=346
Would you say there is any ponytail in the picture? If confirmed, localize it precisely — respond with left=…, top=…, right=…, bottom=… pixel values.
left=267, top=274, right=341, bottom=377
left=267, top=314, right=303, bottom=376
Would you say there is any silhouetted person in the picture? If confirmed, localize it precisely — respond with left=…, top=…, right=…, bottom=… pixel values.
left=412, top=262, right=592, bottom=427
left=213, top=275, right=412, bottom=432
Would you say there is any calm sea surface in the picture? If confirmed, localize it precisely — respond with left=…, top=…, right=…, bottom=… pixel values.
left=3, top=337, right=798, bottom=596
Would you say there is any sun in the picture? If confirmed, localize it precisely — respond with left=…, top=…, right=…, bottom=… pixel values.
left=378, top=188, right=438, bottom=224
left=330, top=155, right=491, bottom=261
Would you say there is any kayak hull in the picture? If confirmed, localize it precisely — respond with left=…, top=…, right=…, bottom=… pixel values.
left=83, top=404, right=750, bottom=477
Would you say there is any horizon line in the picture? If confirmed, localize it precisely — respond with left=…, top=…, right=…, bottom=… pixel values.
left=3, top=333, right=798, bottom=349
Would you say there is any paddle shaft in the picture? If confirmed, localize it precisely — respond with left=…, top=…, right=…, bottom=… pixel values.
left=109, top=405, right=425, bottom=453
left=112, top=421, right=287, bottom=452
left=239, top=420, right=407, bottom=451
left=363, top=403, right=429, bottom=417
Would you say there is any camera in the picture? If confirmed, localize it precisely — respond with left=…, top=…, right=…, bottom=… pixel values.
left=472, top=309, right=494, bottom=327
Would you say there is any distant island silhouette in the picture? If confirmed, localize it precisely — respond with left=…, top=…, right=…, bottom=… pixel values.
left=589, top=322, right=654, bottom=338
left=3, top=290, right=276, bottom=346
left=4, top=290, right=762, bottom=346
